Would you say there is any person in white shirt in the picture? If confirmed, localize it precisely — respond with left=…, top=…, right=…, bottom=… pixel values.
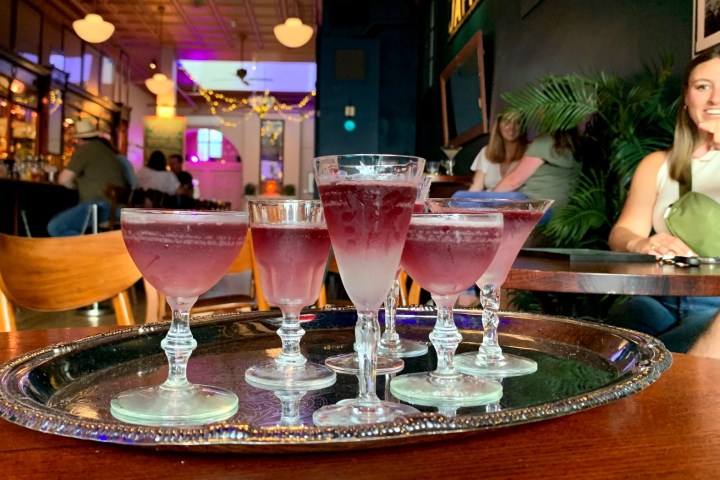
left=468, top=111, right=528, bottom=191
left=136, top=150, right=181, bottom=195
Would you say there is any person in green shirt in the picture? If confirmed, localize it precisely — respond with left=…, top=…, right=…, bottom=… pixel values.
left=491, top=130, right=581, bottom=212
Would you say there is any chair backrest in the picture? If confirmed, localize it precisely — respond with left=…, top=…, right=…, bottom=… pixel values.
left=0, top=230, right=142, bottom=330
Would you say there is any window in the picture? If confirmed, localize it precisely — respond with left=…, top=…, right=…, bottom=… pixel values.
left=196, top=128, right=223, bottom=161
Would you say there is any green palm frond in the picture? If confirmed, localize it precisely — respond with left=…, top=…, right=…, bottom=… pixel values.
left=542, top=171, right=609, bottom=247
left=502, top=75, right=598, bottom=133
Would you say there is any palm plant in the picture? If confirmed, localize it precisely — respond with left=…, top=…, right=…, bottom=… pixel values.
left=501, top=56, right=679, bottom=317
left=502, top=54, right=678, bottom=248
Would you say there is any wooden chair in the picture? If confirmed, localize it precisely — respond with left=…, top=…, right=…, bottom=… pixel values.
left=0, top=230, right=142, bottom=331
left=144, top=230, right=269, bottom=323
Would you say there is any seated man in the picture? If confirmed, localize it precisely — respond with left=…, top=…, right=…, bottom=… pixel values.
left=47, top=119, right=130, bottom=236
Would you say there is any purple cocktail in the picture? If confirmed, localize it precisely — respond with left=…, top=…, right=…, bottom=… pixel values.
left=245, top=199, right=336, bottom=390
left=389, top=213, right=504, bottom=407
left=426, top=198, right=553, bottom=377
left=111, top=209, right=248, bottom=426
left=312, top=154, right=424, bottom=426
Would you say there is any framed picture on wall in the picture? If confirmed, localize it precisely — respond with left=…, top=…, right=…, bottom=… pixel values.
left=694, top=0, right=720, bottom=55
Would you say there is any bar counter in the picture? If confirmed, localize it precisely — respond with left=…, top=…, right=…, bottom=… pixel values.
left=0, top=325, right=718, bottom=479
left=0, top=178, right=78, bottom=236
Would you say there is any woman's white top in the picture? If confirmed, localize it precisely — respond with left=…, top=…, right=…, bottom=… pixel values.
left=136, top=167, right=181, bottom=195
left=652, top=149, right=720, bottom=233
left=470, top=146, right=519, bottom=189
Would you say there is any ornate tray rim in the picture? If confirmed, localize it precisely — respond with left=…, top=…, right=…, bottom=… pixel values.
left=0, top=307, right=672, bottom=453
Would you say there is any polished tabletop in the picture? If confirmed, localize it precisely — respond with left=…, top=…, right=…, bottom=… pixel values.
left=506, top=254, right=720, bottom=296
left=0, top=326, right=719, bottom=479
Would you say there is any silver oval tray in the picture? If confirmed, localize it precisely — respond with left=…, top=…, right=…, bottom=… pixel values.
left=0, top=307, right=671, bottom=453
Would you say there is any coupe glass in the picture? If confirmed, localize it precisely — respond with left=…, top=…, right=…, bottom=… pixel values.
left=111, top=209, right=248, bottom=426
left=378, top=175, right=432, bottom=358
left=389, top=213, right=504, bottom=406
left=426, top=198, right=553, bottom=377
left=312, top=154, right=424, bottom=426
left=244, top=199, right=336, bottom=390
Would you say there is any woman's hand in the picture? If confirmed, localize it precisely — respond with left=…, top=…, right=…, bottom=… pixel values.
left=630, top=232, right=695, bottom=258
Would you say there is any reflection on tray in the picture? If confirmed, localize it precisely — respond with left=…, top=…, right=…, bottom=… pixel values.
left=0, top=308, right=671, bottom=452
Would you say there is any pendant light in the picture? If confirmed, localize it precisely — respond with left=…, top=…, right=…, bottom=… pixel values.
left=72, top=0, right=115, bottom=44
left=145, top=5, right=175, bottom=96
left=273, top=17, right=313, bottom=48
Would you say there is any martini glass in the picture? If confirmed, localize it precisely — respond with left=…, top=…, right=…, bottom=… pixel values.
left=312, top=154, right=424, bottom=426
left=378, top=175, right=432, bottom=358
left=111, top=209, right=248, bottom=426
left=244, top=199, right=336, bottom=389
left=426, top=198, right=553, bottom=377
left=390, top=213, right=504, bottom=406
left=441, top=145, right=461, bottom=176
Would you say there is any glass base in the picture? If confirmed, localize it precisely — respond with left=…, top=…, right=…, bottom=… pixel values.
left=390, top=372, right=503, bottom=407
left=324, top=352, right=404, bottom=375
left=377, top=338, right=429, bottom=358
left=312, top=398, right=420, bottom=426
left=110, top=384, right=238, bottom=426
left=454, top=351, right=538, bottom=378
left=245, top=360, right=337, bottom=390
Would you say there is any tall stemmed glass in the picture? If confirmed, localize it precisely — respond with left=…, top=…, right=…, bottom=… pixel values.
left=312, top=154, right=423, bottom=426
left=111, top=209, right=248, bottom=426
left=440, top=146, right=461, bottom=176
left=426, top=198, right=553, bottom=377
left=389, top=213, right=504, bottom=406
left=378, top=175, right=432, bottom=358
left=244, top=199, right=336, bottom=389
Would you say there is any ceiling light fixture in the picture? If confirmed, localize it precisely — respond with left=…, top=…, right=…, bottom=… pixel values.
left=273, top=17, right=313, bottom=48
left=144, top=5, right=175, bottom=95
left=72, top=9, right=115, bottom=44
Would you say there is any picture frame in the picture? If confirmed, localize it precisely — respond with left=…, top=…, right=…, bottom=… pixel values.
left=694, top=0, right=720, bottom=56
left=440, top=31, right=488, bottom=147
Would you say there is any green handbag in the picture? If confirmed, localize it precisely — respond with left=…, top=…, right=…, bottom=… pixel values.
left=664, top=166, right=720, bottom=257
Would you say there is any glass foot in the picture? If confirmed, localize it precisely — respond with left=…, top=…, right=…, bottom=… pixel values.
left=377, top=338, right=429, bottom=358
left=110, top=384, right=238, bottom=426
left=245, top=360, right=337, bottom=390
left=455, top=351, right=538, bottom=378
left=312, top=398, right=419, bottom=426
left=390, top=372, right=503, bottom=407
left=324, top=352, right=404, bottom=375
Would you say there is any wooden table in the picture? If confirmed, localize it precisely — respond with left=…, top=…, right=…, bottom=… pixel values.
left=1, top=326, right=719, bottom=479
left=505, top=254, right=720, bottom=297
left=426, top=174, right=473, bottom=198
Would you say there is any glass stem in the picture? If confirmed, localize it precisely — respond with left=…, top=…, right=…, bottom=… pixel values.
left=275, top=310, right=307, bottom=367
left=275, top=390, right=304, bottom=426
left=428, top=295, right=461, bottom=378
left=355, top=310, right=381, bottom=406
left=380, top=274, right=401, bottom=347
left=478, top=284, right=504, bottom=361
left=161, top=296, right=199, bottom=391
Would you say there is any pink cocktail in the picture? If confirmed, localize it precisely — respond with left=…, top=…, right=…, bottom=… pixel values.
left=111, top=209, right=249, bottom=426
left=389, top=213, right=503, bottom=407
left=426, top=198, right=553, bottom=378
left=312, top=154, right=424, bottom=427
left=245, top=199, right=336, bottom=390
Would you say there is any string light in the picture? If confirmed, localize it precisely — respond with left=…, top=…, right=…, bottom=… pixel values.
left=178, top=64, right=315, bottom=124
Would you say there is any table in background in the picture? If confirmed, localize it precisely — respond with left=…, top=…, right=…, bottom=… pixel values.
left=0, top=178, right=78, bottom=237
left=426, top=174, right=473, bottom=198
left=0, top=326, right=718, bottom=479
left=505, top=254, right=720, bottom=296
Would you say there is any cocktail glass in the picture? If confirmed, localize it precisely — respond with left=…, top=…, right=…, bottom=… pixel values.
left=244, top=199, right=337, bottom=390
left=312, top=154, right=424, bottom=426
left=246, top=378, right=314, bottom=427
left=110, top=209, right=248, bottom=426
left=440, top=146, right=461, bottom=176
left=389, top=213, right=504, bottom=406
left=426, top=198, right=553, bottom=377
left=378, top=175, right=432, bottom=358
